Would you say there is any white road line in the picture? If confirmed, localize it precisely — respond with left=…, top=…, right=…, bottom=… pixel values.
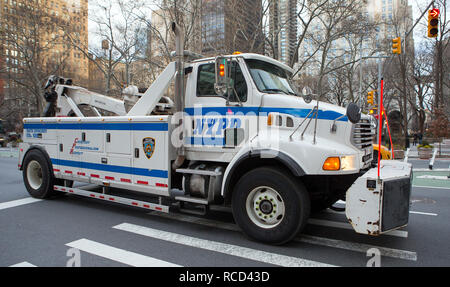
left=326, top=209, right=437, bottom=217
left=307, top=218, right=408, bottom=238
left=417, top=175, right=449, bottom=180
left=206, top=204, right=407, bottom=237
left=413, top=168, right=450, bottom=172
left=409, top=211, right=438, bottom=216
left=297, top=235, right=416, bottom=261
left=413, top=185, right=450, bottom=190
left=148, top=212, right=417, bottom=261
left=0, top=197, right=42, bottom=211
left=113, top=222, right=335, bottom=267
left=9, top=262, right=37, bottom=267
left=65, top=239, right=181, bottom=267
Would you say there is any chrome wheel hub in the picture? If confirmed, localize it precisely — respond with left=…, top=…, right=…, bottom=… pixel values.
left=245, top=186, right=285, bottom=229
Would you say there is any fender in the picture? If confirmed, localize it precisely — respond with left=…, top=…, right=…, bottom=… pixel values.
left=20, top=145, right=55, bottom=178
left=221, top=149, right=305, bottom=200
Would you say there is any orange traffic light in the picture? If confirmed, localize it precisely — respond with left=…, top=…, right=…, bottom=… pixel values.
left=367, top=90, right=375, bottom=105
left=392, top=37, right=401, bottom=54
left=219, top=64, right=225, bottom=77
left=428, top=9, right=439, bottom=38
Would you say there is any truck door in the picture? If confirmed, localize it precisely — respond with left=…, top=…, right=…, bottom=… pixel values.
left=131, top=119, right=169, bottom=195
left=185, top=59, right=255, bottom=154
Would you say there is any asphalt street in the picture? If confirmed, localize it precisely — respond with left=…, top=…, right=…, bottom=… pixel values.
left=1, top=156, right=449, bottom=267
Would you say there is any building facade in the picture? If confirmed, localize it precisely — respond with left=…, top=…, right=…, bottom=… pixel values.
left=269, top=0, right=297, bottom=65
left=201, top=0, right=264, bottom=56
left=0, top=0, right=88, bottom=127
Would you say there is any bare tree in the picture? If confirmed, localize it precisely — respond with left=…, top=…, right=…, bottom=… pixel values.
left=0, top=2, right=73, bottom=119
left=295, top=0, right=372, bottom=102
left=64, top=0, right=148, bottom=95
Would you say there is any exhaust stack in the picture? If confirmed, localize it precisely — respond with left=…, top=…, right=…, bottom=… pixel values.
left=171, top=22, right=186, bottom=166
left=172, top=22, right=185, bottom=113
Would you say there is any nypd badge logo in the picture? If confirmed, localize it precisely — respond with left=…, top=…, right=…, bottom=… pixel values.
left=142, top=137, right=155, bottom=159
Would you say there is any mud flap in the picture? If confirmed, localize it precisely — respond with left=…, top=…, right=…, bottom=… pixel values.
left=345, top=160, right=412, bottom=235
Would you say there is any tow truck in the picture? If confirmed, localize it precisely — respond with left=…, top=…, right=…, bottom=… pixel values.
left=18, top=23, right=412, bottom=244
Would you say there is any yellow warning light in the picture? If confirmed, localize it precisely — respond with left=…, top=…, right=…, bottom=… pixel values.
left=232, top=51, right=241, bottom=55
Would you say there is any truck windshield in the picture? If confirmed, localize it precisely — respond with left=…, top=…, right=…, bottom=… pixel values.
left=245, top=59, right=297, bottom=96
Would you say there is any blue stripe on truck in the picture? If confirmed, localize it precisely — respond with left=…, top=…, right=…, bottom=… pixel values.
left=51, top=158, right=168, bottom=178
left=184, top=107, right=348, bottom=122
left=24, top=122, right=168, bottom=131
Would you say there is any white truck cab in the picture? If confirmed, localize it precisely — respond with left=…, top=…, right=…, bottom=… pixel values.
left=18, top=23, right=412, bottom=244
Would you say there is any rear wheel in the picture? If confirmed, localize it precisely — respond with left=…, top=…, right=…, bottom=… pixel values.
left=23, top=150, right=57, bottom=199
left=231, top=167, right=310, bottom=244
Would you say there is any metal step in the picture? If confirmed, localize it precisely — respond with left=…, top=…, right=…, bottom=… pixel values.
left=175, top=195, right=209, bottom=205
left=176, top=168, right=222, bottom=176
left=54, top=185, right=169, bottom=213
left=178, top=202, right=208, bottom=216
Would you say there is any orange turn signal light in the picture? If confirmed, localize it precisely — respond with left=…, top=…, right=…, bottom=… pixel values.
left=267, top=114, right=273, bottom=126
left=323, top=157, right=340, bottom=170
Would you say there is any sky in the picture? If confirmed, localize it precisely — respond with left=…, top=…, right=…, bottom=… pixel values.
left=87, top=0, right=440, bottom=53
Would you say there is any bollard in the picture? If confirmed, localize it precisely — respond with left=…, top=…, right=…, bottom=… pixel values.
left=429, top=148, right=438, bottom=170
left=404, top=148, right=410, bottom=163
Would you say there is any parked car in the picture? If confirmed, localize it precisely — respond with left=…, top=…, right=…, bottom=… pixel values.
left=372, top=143, right=391, bottom=166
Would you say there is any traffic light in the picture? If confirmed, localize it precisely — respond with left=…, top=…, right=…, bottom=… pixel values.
left=427, top=9, right=439, bottom=38
left=392, top=37, right=401, bottom=54
left=369, top=106, right=377, bottom=115
left=367, top=90, right=375, bottom=105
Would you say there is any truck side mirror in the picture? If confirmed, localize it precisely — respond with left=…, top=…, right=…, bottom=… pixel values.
left=214, top=56, right=230, bottom=96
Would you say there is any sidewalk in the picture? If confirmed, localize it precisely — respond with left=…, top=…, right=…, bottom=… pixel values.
left=406, top=139, right=450, bottom=159
left=407, top=144, right=419, bottom=158
left=0, top=147, right=19, bottom=158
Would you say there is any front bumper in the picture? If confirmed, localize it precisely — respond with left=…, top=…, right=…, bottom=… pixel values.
left=345, top=160, right=412, bottom=235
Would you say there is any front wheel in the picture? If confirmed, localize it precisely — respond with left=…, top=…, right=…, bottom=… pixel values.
left=231, top=167, right=310, bottom=245
left=23, top=150, right=57, bottom=199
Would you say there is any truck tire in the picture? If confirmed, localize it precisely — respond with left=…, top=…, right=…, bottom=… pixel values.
left=231, top=167, right=310, bottom=244
left=23, top=149, right=57, bottom=199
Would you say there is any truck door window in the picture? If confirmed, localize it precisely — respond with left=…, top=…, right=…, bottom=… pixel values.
left=197, top=62, right=247, bottom=102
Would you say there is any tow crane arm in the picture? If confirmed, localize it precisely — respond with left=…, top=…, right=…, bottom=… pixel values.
left=55, top=85, right=127, bottom=117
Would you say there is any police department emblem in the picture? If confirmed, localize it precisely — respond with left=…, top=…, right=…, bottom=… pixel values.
left=142, top=137, right=155, bottom=159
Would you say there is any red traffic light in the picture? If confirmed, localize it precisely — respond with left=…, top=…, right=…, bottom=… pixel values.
left=430, top=8, right=440, bottom=18
left=428, top=9, right=439, bottom=38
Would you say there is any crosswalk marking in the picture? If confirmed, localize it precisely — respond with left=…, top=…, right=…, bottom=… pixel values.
left=9, top=261, right=37, bottom=267
left=307, top=218, right=408, bottom=238
left=113, top=222, right=335, bottom=267
left=148, top=211, right=417, bottom=261
left=66, top=239, right=181, bottom=267
left=0, top=197, right=42, bottom=211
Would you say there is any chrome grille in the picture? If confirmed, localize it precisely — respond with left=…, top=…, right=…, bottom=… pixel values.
left=351, top=118, right=374, bottom=149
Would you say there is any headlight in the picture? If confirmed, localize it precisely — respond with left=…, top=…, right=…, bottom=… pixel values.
left=323, top=155, right=356, bottom=171
left=340, top=155, right=356, bottom=170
